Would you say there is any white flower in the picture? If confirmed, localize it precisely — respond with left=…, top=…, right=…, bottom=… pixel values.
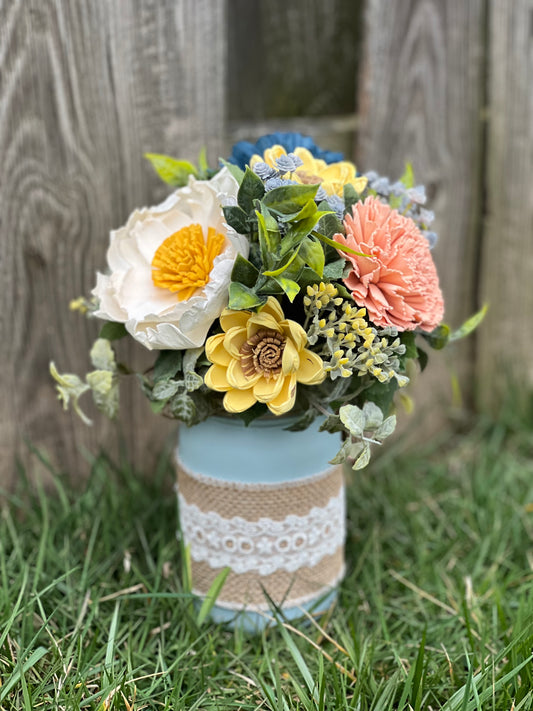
left=93, top=168, right=248, bottom=350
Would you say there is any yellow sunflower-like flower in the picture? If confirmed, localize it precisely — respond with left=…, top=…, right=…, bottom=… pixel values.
left=250, top=146, right=367, bottom=198
left=204, top=297, right=325, bottom=415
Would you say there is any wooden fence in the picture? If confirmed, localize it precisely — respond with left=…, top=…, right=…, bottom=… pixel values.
left=1, top=0, right=531, bottom=486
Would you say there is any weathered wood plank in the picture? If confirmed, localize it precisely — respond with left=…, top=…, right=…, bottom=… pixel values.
left=0, top=0, right=227, bottom=485
left=226, top=0, right=364, bottom=159
left=478, top=0, right=533, bottom=409
left=357, top=0, right=486, bottom=434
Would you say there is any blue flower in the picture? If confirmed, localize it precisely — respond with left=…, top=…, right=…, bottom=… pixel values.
left=228, top=132, right=343, bottom=169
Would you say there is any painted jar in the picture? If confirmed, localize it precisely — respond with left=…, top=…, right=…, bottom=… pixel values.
left=175, top=415, right=345, bottom=630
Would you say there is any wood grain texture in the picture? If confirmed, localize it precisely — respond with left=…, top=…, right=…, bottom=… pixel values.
left=226, top=0, right=364, bottom=160
left=357, top=0, right=486, bottom=434
left=0, top=0, right=227, bottom=486
left=478, top=0, right=533, bottom=408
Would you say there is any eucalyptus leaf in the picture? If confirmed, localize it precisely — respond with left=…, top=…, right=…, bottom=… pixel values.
left=362, top=401, right=384, bottom=430
left=90, top=339, right=116, bottom=372
left=86, top=369, right=119, bottom=419
left=330, top=440, right=353, bottom=465
left=374, top=415, right=397, bottom=441
left=352, top=443, right=371, bottom=470
left=152, top=379, right=182, bottom=401
left=339, top=405, right=365, bottom=438
left=144, top=153, right=198, bottom=186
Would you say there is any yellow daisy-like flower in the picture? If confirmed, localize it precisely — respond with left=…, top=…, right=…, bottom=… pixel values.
left=250, top=146, right=367, bottom=198
left=204, top=297, right=325, bottom=415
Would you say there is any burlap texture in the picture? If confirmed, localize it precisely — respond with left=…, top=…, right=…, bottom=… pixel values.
left=176, top=462, right=345, bottom=608
left=191, top=549, right=344, bottom=607
left=176, top=463, right=343, bottom=521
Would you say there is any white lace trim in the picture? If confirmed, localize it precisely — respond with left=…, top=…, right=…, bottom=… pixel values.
left=178, top=488, right=346, bottom=576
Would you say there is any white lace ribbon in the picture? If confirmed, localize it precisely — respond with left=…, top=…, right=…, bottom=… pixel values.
left=178, top=488, right=346, bottom=576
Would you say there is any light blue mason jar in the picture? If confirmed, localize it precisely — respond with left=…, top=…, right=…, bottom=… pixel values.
left=175, top=415, right=345, bottom=632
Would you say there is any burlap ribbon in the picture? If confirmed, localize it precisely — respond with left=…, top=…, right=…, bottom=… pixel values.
left=176, top=460, right=345, bottom=611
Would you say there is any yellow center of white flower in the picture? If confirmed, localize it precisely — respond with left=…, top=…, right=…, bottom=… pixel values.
left=151, top=224, right=225, bottom=301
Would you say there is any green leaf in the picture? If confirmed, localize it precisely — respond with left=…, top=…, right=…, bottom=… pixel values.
left=145, top=153, right=198, bottom=186
left=423, top=324, right=451, bottom=350
left=273, top=275, right=300, bottom=302
left=312, top=230, right=370, bottom=259
left=343, top=183, right=360, bottom=214
left=263, top=184, right=319, bottom=214
left=256, top=205, right=280, bottom=268
left=299, top=237, right=325, bottom=276
left=263, top=245, right=302, bottom=277
left=237, top=166, right=265, bottom=213
left=150, top=399, right=167, bottom=414
left=223, top=205, right=249, bottom=234
left=284, top=409, right=318, bottom=432
left=196, top=568, right=230, bottom=626
left=449, top=303, right=488, bottom=341
left=219, top=159, right=245, bottom=184
left=319, top=413, right=343, bottom=434
left=198, top=146, right=209, bottom=178
left=99, top=322, right=128, bottom=341
left=417, top=346, right=429, bottom=372
left=236, top=402, right=269, bottom=426
left=231, top=253, right=260, bottom=288
left=322, top=258, right=346, bottom=280
left=400, top=161, right=415, bottom=189
left=154, top=351, right=183, bottom=382
left=298, top=267, right=324, bottom=290
left=317, top=210, right=344, bottom=239
left=400, top=331, right=418, bottom=360
left=228, top=282, right=266, bottom=310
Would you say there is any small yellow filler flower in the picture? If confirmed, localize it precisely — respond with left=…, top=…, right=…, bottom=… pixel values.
left=204, top=297, right=325, bottom=415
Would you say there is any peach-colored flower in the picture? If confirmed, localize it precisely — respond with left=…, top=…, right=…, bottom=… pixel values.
left=334, top=197, right=444, bottom=332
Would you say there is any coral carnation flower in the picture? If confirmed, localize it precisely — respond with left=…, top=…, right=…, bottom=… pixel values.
left=204, top=297, right=325, bottom=415
left=334, top=197, right=444, bottom=331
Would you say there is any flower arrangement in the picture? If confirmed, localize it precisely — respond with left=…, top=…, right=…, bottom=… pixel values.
left=51, top=132, right=484, bottom=469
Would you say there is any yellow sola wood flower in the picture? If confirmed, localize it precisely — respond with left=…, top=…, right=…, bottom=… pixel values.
left=250, top=146, right=367, bottom=198
left=204, top=297, right=325, bottom=415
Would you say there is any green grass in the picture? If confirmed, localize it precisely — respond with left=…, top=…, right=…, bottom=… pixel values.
left=1, top=404, right=533, bottom=710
